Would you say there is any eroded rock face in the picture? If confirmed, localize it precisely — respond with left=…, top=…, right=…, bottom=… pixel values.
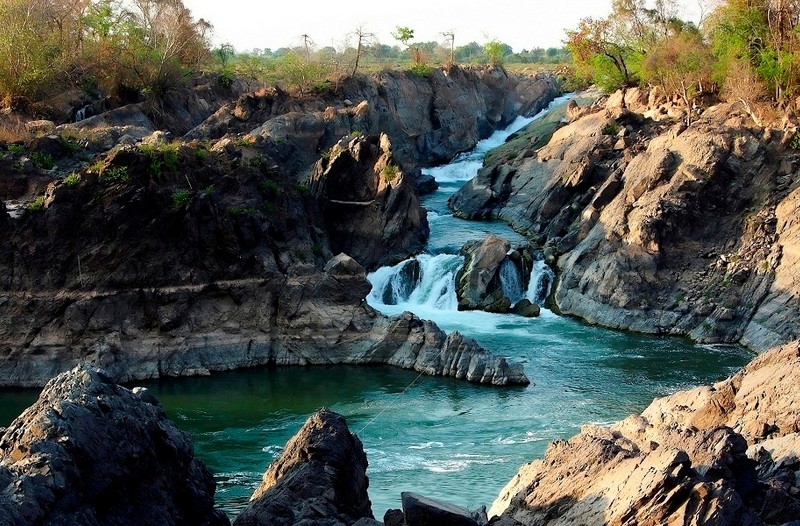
left=233, top=409, right=372, bottom=526
left=310, top=134, right=429, bottom=270
left=452, top=87, right=800, bottom=350
left=490, top=341, right=800, bottom=525
left=457, top=236, right=511, bottom=311
left=188, top=67, right=559, bottom=180
left=0, top=365, right=228, bottom=526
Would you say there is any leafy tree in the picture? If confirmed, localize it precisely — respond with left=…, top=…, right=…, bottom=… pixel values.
left=483, top=39, right=511, bottom=66
left=215, top=43, right=235, bottom=69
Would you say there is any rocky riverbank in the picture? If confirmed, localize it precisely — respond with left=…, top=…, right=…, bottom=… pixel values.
left=451, top=87, right=800, bottom=351
left=0, top=66, right=551, bottom=387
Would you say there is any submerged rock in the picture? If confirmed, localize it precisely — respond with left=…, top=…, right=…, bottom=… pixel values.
left=233, top=409, right=373, bottom=526
left=0, top=365, right=228, bottom=526
left=490, top=341, right=800, bottom=525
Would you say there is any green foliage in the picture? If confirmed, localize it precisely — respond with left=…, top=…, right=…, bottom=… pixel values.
left=141, top=143, right=179, bottom=176
left=311, top=243, right=323, bottom=257
left=202, top=184, right=215, bottom=196
left=26, top=195, right=45, bottom=212
left=7, top=144, right=24, bottom=154
left=602, top=121, right=620, bottom=135
left=102, top=166, right=130, bottom=184
left=63, top=172, right=80, bottom=186
left=218, top=69, right=235, bottom=88
left=382, top=163, right=399, bottom=181
left=790, top=132, right=800, bottom=150
left=172, top=189, right=191, bottom=208
left=194, top=148, right=208, bottom=161
left=409, top=62, right=432, bottom=77
left=262, top=202, right=275, bottom=214
left=310, top=80, right=332, bottom=94
left=215, top=43, right=236, bottom=69
left=227, top=205, right=256, bottom=217
left=293, top=183, right=312, bottom=197
left=31, top=151, right=54, bottom=169
left=258, top=180, right=280, bottom=197
left=483, top=40, right=510, bottom=66
left=392, top=27, right=415, bottom=47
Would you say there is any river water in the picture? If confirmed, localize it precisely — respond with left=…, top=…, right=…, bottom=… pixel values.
left=0, top=96, right=753, bottom=521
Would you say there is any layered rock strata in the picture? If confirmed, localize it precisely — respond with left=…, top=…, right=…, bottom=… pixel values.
left=0, top=365, right=228, bottom=525
left=490, top=341, right=800, bottom=525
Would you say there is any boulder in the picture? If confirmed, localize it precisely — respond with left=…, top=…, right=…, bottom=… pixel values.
left=233, top=409, right=373, bottom=526
left=511, top=299, right=540, bottom=318
left=0, top=365, right=228, bottom=526
left=457, top=236, right=511, bottom=310
left=402, top=492, right=479, bottom=526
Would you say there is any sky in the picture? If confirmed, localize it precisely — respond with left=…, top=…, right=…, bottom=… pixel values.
left=182, top=0, right=702, bottom=54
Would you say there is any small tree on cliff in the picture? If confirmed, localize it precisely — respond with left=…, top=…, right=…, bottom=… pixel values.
left=393, top=26, right=424, bottom=68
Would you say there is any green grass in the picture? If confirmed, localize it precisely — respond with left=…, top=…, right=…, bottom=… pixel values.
left=172, top=189, right=191, bottom=208
left=63, top=172, right=80, bottom=186
left=31, top=151, right=55, bottom=169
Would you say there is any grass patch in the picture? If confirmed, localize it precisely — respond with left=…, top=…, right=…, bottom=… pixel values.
left=63, top=172, right=81, bottom=186
left=172, top=189, right=191, bottom=208
left=293, top=183, right=312, bottom=197
left=382, top=163, right=399, bottom=181
left=26, top=196, right=45, bottom=212
left=31, top=151, right=55, bottom=169
left=101, top=166, right=130, bottom=184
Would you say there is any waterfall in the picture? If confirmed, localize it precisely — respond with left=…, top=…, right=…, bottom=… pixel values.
left=499, top=259, right=524, bottom=306
left=525, top=259, right=555, bottom=305
left=368, top=254, right=464, bottom=311
left=74, top=105, right=90, bottom=123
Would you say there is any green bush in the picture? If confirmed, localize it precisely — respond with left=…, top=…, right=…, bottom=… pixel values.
left=258, top=180, right=280, bottom=197
left=382, top=163, right=399, bottom=181
left=31, top=151, right=54, bottom=169
left=602, top=121, right=620, bottom=136
left=293, top=183, right=312, bottom=197
left=26, top=196, right=45, bottom=212
left=172, top=189, right=191, bottom=208
left=102, top=166, right=130, bottom=184
left=7, top=144, right=24, bottom=154
left=63, top=172, right=80, bottom=186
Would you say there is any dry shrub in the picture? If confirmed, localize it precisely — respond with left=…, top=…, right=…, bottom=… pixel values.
left=721, top=60, right=773, bottom=126
left=0, top=116, right=31, bottom=143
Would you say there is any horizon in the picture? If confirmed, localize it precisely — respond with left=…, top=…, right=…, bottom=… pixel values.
left=184, top=0, right=702, bottom=55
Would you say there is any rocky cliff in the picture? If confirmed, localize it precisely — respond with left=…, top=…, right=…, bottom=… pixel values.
left=187, top=67, right=558, bottom=180
left=490, top=340, right=800, bottom=525
left=0, top=365, right=229, bottom=525
left=451, top=88, right=800, bottom=350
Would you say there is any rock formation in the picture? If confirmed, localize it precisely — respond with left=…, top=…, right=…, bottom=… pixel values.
left=187, top=67, right=558, bottom=181
left=451, top=87, right=800, bottom=350
left=490, top=340, right=800, bottom=525
left=0, top=365, right=228, bottom=525
left=310, top=133, right=428, bottom=269
left=233, top=409, right=373, bottom=526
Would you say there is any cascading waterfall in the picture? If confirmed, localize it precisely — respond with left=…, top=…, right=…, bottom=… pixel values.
left=74, top=105, right=90, bottom=123
left=499, top=259, right=524, bottom=306
left=368, top=254, right=464, bottom=311
left=525, top=259, right=555, bottom=305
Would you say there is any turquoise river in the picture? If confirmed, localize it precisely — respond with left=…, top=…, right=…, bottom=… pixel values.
left=0, top=96, right=753, bottom=521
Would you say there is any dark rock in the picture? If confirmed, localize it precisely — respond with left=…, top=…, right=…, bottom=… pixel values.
left=415, top=173, right=439, bottom=195
left=512, top=299, right=540, bottom=317
left=233, top=409, right=373, bottom=526
left=384, top=508, right=405, bottom=526
left=457, top=236, right=511, bottom=310
left=0, top=365, right=228, bottom=526
left=310, top=133, right=429, bottom=270
left=402, top=492, right=479, bottom=526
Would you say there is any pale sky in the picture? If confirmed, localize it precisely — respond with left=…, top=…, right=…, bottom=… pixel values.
left=183, top=0, right=701, bottom=54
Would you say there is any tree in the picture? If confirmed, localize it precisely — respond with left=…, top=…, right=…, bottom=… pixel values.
left=350, top=26, right=374, bottom=76
left=215, top=43, right=235, bottom=69
left=566, top=17, right=636, bottom=91
left=641, top=30, right=714, bottom=123
left=483, top=39, right=510, bottom=66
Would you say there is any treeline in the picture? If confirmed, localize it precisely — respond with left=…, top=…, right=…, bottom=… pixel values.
left=567, top=0, right=800, bottom=124
left=0, top=0, right=210, bottom=107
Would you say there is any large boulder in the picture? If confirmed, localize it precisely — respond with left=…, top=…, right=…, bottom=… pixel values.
left=490, top=341, right=800, bottom=525
left=0, top=365, right=228, bottom=525
left=310, top=133, right=429, bottom=270
left=233, top=409, right=373, bottom=526
left=456, top=235, right=511, bottom=310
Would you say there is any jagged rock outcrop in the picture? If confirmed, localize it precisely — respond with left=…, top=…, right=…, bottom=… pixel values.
left=457, top=236, right=512, bottom=311
left=451, top=87, right=800, bottom=350
left=310, top=133, right=428, bottom=269
left=233, top=409, right=372, bottom=526
left=0, top=365, right=228, bottom=525
left=187, top=67, right=559, bottom=180
left=454, top=236, right=538, bottom=315
left=490, top=341, right=800, bottom=525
